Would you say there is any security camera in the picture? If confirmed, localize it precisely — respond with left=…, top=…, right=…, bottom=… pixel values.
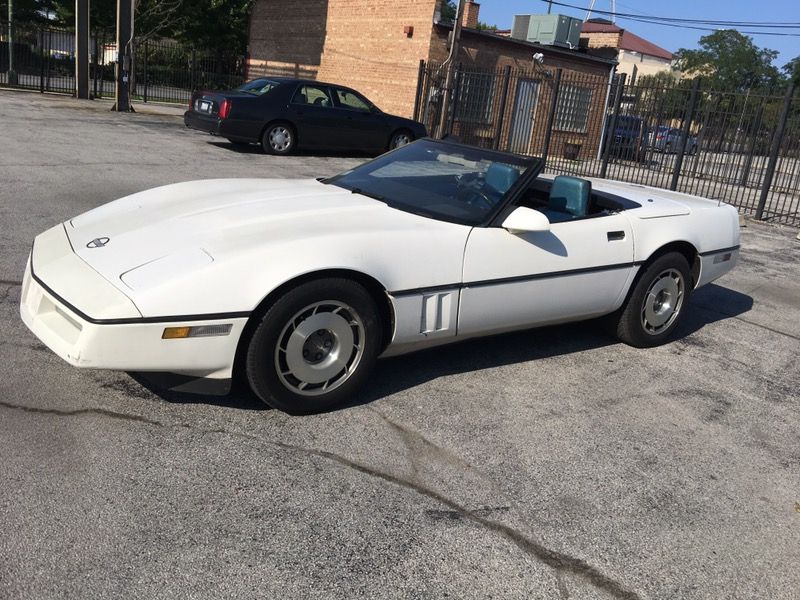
left=533, top=52, right=544, bottom=64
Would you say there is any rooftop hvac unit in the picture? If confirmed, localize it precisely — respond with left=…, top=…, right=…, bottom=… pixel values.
left=511, top=14, right=583, bottom=49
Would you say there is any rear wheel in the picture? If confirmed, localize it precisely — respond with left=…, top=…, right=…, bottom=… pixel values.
left=389, top=129, right=414, bottom=150
left=612, top=252, right=692, bottom=348
left=261, top=122, right=296, bottom=155
left=245, top=278, right=381, bottom=413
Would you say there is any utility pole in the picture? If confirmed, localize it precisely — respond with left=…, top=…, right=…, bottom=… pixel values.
left=75, top=0, right=90, bottom=98
left=7, top=0, right=17, bottom=85
left=113, top=0, right=134, bottom=111
left=437, top=0, right=465, bottom=138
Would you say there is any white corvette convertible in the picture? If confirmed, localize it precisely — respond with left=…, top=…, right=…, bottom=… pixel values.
left=21, top=139, right=739, bottom=413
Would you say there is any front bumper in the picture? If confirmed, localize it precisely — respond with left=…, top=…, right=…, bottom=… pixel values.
left=20, top=228, right=248, bottom=379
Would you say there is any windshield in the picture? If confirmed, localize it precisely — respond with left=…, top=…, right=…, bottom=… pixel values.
left=236, top=78, right=280, bottom=96
left=327, top=140, right=539, bottom=225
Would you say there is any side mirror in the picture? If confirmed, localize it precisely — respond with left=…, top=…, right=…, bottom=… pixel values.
left=501, top=207, right=551, bottom=234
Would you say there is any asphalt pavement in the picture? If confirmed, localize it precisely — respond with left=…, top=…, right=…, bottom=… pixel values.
left=1, top=90, right=799, bottom=600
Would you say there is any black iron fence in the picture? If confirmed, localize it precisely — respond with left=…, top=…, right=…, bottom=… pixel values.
left=0, top=21, right=77, bottom=94
left=416, top=61, right=800, bottom=227
left=1, top=20, right=247, bottom=105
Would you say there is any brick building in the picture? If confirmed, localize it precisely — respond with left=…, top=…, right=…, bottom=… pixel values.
left=580, top=19, right=673, bottom=80
left=247, top=1, right=616, bottom=158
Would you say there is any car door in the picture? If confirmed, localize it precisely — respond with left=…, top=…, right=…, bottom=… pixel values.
left=458, top=213, right=635, bottom=337
left=331, top=87, right=387, bottom=151
left=288, top=84, right=339, bottom=148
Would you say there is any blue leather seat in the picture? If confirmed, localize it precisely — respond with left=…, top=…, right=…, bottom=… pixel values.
left=484, top=163, right=519, bottom=196
left=542, top=175, right=591, bottom=223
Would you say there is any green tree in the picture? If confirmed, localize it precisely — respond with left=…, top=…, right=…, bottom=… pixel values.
left=783, top=56, right=800, bottom=85
left=173, top=0, right=253, bottom=51
left=439, top=0, right=456, bottom=24
left=673, top=29, right=783, bottom=92
left=31, top=0, right=254, bottom=50
left=0, top=0, right=50, bottom=23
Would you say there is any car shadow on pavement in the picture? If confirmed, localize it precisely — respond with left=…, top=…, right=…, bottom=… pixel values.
left=207, top=140, right=373, bottom=159
left=131, top=283, right=752, bottom=413
left=346, top=282, right=754, bottom=410
left=129, top=372, right=269, bottom=411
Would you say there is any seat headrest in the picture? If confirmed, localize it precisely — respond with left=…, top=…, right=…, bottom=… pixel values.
left=485, top=163, right=519, bottom=195
left=549, top=175, right=591, bottom=217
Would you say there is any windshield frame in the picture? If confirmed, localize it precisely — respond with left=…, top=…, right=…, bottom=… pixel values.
left=324, top=139, right=544, bottom=227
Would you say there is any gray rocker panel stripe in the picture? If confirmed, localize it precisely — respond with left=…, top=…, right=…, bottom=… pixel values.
left=390, top=261, right=642, bottom=298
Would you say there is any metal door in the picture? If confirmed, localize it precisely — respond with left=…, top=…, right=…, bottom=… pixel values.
left=508, top=79, right=540, bottom=154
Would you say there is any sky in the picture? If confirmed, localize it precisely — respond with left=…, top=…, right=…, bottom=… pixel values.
left=477, top=0, right=800, bottom=68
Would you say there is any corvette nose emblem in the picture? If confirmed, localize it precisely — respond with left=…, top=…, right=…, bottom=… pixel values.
left=86, top=237, right=110, bottom=248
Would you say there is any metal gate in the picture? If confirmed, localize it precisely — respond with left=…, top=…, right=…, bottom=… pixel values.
left=508, top=78, right=540, bottom=154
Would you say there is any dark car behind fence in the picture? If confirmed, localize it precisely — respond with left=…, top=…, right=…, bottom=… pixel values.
left=416, top=61, right=800, bottom=227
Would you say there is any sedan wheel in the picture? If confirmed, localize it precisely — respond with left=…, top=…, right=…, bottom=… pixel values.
left=389, top=130, right=413, bottom=150
left=262, top=123, right=295, bottom=155
left=245, top=278, right=381, bottom=413
left=612, top=252, right=691, bottom=348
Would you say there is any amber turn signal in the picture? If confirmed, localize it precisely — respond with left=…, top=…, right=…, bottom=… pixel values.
left=162, top=327, right=192, bottom=339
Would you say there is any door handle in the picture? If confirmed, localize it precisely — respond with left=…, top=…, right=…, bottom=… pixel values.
left=607, top=231, right=626, bottom=241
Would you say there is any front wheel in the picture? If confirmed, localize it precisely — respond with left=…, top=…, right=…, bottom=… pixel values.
left=245, top=279, right=381, bottom=413
left=261, top=122, right=296, bottom=155
left=612, top=252, right=692, bottom=348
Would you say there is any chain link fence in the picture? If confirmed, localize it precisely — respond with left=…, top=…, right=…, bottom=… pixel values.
left=416, top=61, right=800, bottom=227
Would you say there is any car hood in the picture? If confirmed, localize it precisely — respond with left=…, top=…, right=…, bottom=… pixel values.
left=65, top=178, right=459, bottom=293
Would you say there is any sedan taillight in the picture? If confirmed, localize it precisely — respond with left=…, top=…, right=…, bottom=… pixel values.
left=219, top=99, right=232, bottom=119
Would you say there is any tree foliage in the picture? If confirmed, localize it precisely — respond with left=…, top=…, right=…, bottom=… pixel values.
left=783, top=56, right=800, bottom=86
left=673, top=30, right=783, bottom=92
left=439, top=0, right=456, bottom=24
left=3, top=0, right=254, bottom=51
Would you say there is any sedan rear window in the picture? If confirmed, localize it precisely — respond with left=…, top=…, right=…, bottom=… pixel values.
left=236, top=79, right=280, bottom=96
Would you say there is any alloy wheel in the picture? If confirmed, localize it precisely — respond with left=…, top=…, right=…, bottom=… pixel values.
left=274, top=301, right=365, bottom=396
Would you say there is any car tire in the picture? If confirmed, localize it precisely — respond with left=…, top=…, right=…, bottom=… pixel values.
left=612, top=252, right=692, bottom=348
left=261, top=122, right=296, bottom=155
left=389, top=129, right=414, bottom=150
left=245, top=278, right=381, bottom=414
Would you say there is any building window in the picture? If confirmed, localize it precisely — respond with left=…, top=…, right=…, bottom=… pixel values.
left=455, top=71, right=496, bottom=124
left=555, top=85, right=593, bottom=133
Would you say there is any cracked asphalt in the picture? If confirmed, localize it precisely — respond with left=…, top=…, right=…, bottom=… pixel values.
left=1, top=90, right=799, bottom=599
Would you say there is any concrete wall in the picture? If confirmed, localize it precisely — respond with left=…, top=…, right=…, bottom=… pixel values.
left=248, top=0, right=439, bottom=117
left=248, top=0, right=329, bottom=80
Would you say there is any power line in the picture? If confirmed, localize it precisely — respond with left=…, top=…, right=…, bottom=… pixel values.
left=540, top=0, right=800, bottom=34
left=606, top=15, right=800, bottom=37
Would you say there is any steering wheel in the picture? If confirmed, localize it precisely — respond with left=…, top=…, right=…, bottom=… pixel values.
left=456, top=184, right=494, bottom=210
